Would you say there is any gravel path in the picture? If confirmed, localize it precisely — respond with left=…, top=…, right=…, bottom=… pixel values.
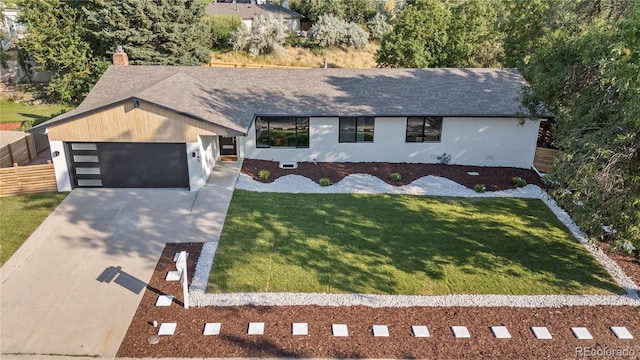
left=190, top=174, right=640, bottom=308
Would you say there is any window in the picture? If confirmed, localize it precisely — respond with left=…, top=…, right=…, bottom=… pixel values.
left=406, top=116, right=443, bottom=142
left=255, top=116, right=309, bottom=148
left=339, top=117, right=374, bottom=143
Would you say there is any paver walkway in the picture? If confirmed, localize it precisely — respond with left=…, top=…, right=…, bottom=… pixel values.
left=0, top=160, right=241, bottom=360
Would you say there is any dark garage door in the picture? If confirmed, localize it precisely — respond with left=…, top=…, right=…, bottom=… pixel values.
left=68, top=142, right=189, bottom=188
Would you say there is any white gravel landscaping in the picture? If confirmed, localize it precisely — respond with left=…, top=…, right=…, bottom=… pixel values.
left=190, top=174, right=640, bottom=308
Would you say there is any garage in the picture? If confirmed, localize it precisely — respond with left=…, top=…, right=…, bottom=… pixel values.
left=67, top=142, right=189, bottom=188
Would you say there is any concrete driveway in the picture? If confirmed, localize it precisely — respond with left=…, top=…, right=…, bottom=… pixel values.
left=1, top=162, right=239, bottom=359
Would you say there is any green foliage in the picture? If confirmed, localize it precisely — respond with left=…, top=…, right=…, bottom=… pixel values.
left=366, top=12, right=392, bottom=40
left=17, top=0, right=109, bottom=104
left=318, top=177, right=331, bottom=186
left=83, top=0, right=212, bottom=65
left=517, top=1, right=640, bottom=248
left=512, top=177, right=527, bottom=188
left=474, top=184, right=486, bottom=193
left=290, top=0, right=377, bottom=23
left=389, top=172, right=402, bottom=181
left=309, top=14, right=369, bottom=49
left=203, top=15, right=242, bottom=49
left=230, top=15, right=290, bottom=57
left=376, top=0, right=450, bottom=67
left=258, top=169, right=271, bottom=180
left=446, top=0, right=502, bottom=67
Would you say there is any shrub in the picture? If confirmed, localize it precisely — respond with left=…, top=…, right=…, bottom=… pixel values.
left=258, top=170, right=270, bottom=180
left=319, top=177, right=331, bottom=186
left=203, top=15, right=242, bottom=49
left=309, top=14, right=369, bottom=49
left=512, top=177, right=527, bottom=188
left=230, top=15, right=290, bottom=56
left=474, top=184, right=486, bottom=193
left=367, top=12, right=392, bottom=40
left=389, top=172, right=402, bottom=181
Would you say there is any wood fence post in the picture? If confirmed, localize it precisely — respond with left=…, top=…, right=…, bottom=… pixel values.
left=7, top=143, right=14, bottom=164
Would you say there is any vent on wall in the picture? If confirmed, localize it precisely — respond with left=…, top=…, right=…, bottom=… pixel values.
left=279, top=162, right=298, bottom=169
left=133, top=100, right=140, bottom=108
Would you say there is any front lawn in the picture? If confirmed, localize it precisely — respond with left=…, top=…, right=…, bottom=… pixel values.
left=208, top=191, right=622, bottom=295
left=0, top=192, right=68, bottom=266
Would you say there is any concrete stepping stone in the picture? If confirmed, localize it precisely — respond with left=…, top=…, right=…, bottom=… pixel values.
left=491, top=326, right=511, bottom=339
left=611, top=326, right=633, bottom=339
left=158, top=322, right=176, bottom=336
left=203, top=322, right=221, bottom=336
left=165, top=271, right=181, bottom=281
left=292, top=323, right=308, bottom=336
left=372, top=325, right=389, bottom=337
left=451, top=326, right=470, bottom=338
left=155, top=295, right=173, bottom=306
left=332, top=324, right=349, bottom=337
left=412, top=325, right=430, bottom=338
left=571, top=327, right=593, bottom=340
left=248, top=322, right=264, bottom=335
left=532, top=327, right=552, bottom=339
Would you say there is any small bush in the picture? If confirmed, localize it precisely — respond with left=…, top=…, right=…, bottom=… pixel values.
left=258, top=170, right=270, bottom=180
left=203, top=15, right=242, bottom=49
left=319, top=177, right=331, bottom=186
left=512, top=177, right=527, bottom=188
left=389, top=172, right=402, bottom=181
left=309, top=14, right=369, bottom=49
left=474, top=184, right=486, bottom=193
left=367, top=12, right=392, bottom=40
left=230, top=15, right=290, bottom=56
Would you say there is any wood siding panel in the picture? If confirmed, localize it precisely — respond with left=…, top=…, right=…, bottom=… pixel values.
left=1, top=134, right=37, bottom=168
left=47, top=102, right=230, bottom=142
left=0, top=163, right=57, bottom=197
left=534, top=147, right=562, bottom=173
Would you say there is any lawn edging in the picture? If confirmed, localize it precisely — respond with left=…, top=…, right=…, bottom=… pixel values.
left=189, top=174, right=640, bottom=307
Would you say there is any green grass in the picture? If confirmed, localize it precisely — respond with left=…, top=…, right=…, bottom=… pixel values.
left=208, top=191, right=622, bottom=295
left=0, top=192, right=68, bottom=266
left=0, top=99, right=70, bottom=124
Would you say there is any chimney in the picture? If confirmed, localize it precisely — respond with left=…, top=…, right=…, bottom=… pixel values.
left=112, top=45, right=129, bottom=66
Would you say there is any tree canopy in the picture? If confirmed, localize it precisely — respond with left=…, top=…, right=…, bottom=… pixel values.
left=17, top=0, right=211, bottom=103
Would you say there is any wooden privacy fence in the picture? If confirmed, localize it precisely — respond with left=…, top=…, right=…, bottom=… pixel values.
left=534, top=147, right=562, bottom=173
left=0, top=162, right=57, bottom=197
left=1, top=133, right=37, bottom=168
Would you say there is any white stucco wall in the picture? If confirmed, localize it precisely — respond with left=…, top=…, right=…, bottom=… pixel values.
left=187, top=136, right=221, bottom=191
left=242, top=117, right=541, bottom=168
left=49, top=140, right=72, bottom=192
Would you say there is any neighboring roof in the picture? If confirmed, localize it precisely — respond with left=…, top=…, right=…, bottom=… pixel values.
left=204, top=3, right=302, bottom=20
left=0, top=130, right=28, bottom=147
left=36, top=66, right=548, bottom=135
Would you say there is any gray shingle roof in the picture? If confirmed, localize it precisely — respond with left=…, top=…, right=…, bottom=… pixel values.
left=205, top=3, right=302, bottom=20
left=38, top=66, right=544, bottom=136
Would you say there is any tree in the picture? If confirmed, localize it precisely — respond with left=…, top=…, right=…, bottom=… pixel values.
left=309, top=14, right=369, bottom=49
left=446, top=0, right=502, bottom=67
left=83, top=0, right=211, bottom=65
left=17, top=0, right=108, bottom=103
left=518, top=0, right=640, bottom=248
left=376, top=0, right=450, bottom=68
left=290, top=0, right=376, bottom=23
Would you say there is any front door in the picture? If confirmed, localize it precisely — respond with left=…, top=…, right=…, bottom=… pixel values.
left=219, top=137, right=237, bottom=158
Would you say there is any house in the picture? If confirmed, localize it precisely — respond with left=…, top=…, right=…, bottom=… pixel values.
left=205, top=2, right=302, bottom=32
left=33, top=60, right=550, bottom=192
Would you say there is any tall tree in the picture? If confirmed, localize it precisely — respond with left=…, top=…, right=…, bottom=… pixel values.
left=518, top=0, right=639, bottom=248
left=446, top=0, right=502, bottom=67
left=376, top=0, right=450, bottom=68
left=17, top=0, right=108, bottom=103
left=83, top=0, right=211, bottom=65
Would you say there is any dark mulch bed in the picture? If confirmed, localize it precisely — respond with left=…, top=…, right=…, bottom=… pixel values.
left=117, top=243, right=640, bottom=359
left=241, top=159, right=545, bottom=191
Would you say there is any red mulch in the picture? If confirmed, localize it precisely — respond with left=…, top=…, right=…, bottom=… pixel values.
left=117, top=243, right=640, bottom=359
left=117, top=162, right=639, bottom=359
left=241, top=159, right=545, bottom=191
left=0, top=122, right=22, bottom=131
